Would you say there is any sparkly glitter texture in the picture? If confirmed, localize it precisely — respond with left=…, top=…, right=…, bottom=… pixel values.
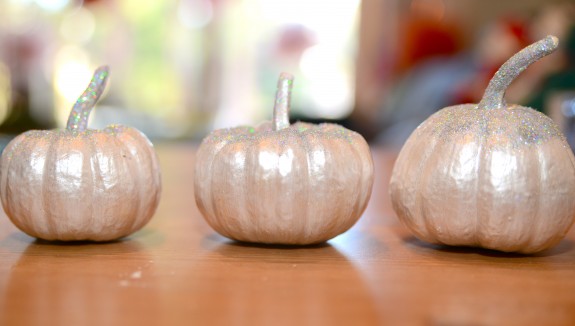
left=423, top=104, right=565, bottom=150
left=11, top=124, right=131, bottom=143
left=66, top=66, right=110, bottom=132
left=273, top=72, right=294, bottom=131
left=203, top=122, right=359, bottom=147
left=415, top=35, right=564, bottom=150
left=479, top=36, right=559, bottom=110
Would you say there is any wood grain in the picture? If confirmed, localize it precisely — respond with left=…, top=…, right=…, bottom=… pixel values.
left=0, top=143, right=574, bottom=325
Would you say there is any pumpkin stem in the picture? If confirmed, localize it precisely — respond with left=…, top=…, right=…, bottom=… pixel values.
left=478, top=35, right=558, bottom=110
left=66, top=66, right=110, bottom=131
left=273, top=72, right=294, bottom=131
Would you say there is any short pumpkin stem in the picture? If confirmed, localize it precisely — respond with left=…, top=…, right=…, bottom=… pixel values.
left=478, top=35, right=559, bottom=110
left=273, top=72, right=294, bottom=131
left=66, top=66, right=110, bottom=131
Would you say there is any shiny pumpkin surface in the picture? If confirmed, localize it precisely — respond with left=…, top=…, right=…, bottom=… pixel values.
left=0, top=125, right=162, bottom=241
left=390, top=104, right=575, bottom=253
left=194, top=121, right=374, bottom=245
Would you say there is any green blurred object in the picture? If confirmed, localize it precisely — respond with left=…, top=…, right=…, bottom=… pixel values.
left=527, top=26, right=575, bottom=113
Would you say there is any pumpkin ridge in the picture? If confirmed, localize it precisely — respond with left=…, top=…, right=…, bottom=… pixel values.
left=557, top=144, right=575, bottom=242
left=1, top=133, right=25, bottom=222
left=119, top=132, right=145, bottom=234
left=245, top=138, right=259, bottom=241
left=208, top=141, right=230, bottom=239
left=4, top=135, right=34, bottom=235
left=391, top=126, right=437, bottom=240
left=215, top=141, right=247, bottom=238
left=25, top=137, right=43, bottom=234
left=298, top=134, right=312, bottom=241
left=340, top=135, right=365, bottom=236
left=271, top=139, right=288, bottom=241
left=234, top=142, right=249, bottom=238
left=194, top=142, right=215, bottom=224
left=88, top=133, right=105, bottom=238
left=117, top=130, right=146, bottom=233
left=473, top=123, right=487, bottom=248
left=527, top=142, right=575, bottom=253
left=41, top=133, right=61, bottom=239
left=83, top=133, right=97, bottom=239
left=520, top=145, right=543, bottom=251
left=476, top=142, right=502, bottom=250
left=319, top=139, right=346, bottom=238
left=416, top=133, right=449, bottom=244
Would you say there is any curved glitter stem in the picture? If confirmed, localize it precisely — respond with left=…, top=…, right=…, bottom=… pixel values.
left=478, top=35, right=559, bottom=110
left=66, top=66, right=110, bottom=131
left=273, top=72, right=294, bottom=131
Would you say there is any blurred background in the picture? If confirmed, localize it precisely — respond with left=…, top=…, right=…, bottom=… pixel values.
left=0, top=0, right=574, bottom=147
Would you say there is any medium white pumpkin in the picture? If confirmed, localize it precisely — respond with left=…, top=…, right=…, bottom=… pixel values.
left=0, top=67, right=162, bottom=241
left=194, top=73, right=374, bottom=245
left=390, top=36, right=575, bottom=253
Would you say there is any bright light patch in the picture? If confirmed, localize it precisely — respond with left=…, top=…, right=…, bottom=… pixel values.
left=259, top=151, right=278, bottom=171
left=257, top=0, right=361, bottom=119
left=278, top=149, right=294, bottom=176
left=30, top=150, right=46, bottom=175
left=53, top=45, right=92, bottom=125
left=300, top=45, right=353, bottom=118
left=60, top=7, right=96, bottom=43
left=456, top=141, right=478, bottom=177
left=53, top=46, right=91, bottom=98
left=490, top=150, right=517, bottom=190
left=309, top=150, right=326, bottom=174
left=35, top=0, right=69, bottom=12
left=233, top=151, right=246, bottom=168
left=56, top=150, right=83, bottom=189
left=257, top=0, right=359, bottom=37
left=178, top=0, right=213, bottom=29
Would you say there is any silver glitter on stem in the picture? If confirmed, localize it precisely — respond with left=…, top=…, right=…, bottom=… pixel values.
left=66, top=66, right=110, bottom=132
left=478, top=35, right=559, bottom=110
left=273, top=72, right=294, bottom=131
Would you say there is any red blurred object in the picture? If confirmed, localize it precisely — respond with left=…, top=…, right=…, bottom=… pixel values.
left=394, top=8, right=463, bottom=76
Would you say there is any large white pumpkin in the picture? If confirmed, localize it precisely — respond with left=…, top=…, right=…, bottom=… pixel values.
left=390, top=36, right=575, bottom=253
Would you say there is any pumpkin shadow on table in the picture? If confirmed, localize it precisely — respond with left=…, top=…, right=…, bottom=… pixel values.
left=0, top=225, right=165, bottom=248
left=0, top=234, right=163, bottom=325
left=196, top=233, right=381, bottom=324
left=402, top=235, right=575, bottom=258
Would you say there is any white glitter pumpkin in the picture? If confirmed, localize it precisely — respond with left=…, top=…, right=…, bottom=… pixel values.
left=194, top=73, right=374, bottom=245
left=0, top=67, right=162, bottom=241
left=390, top=36, right=575, bottom=253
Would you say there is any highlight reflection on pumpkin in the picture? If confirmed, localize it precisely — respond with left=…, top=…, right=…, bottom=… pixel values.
left=390, top=36, right=575, bottom=254
left=194, top=73, right=374, bottom=245
left=0, top=67, right=162, bottom=241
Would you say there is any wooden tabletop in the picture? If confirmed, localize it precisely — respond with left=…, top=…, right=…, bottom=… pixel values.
left=1, top=143, right=574, bottom=326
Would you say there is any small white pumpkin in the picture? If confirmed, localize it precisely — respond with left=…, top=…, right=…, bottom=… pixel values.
left=0, top=67, right=162, bottom=241
left=390, top=36, right=575, bottom=253
left=194, top=73, right=374, bottom=245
